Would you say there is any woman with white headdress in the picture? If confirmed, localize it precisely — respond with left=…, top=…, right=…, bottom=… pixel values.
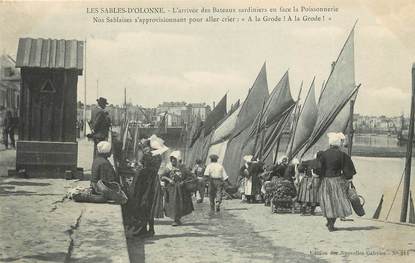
left=124, top=135, right=168, bottom=237
left=240, top=155, right=264, bottom=203
left=160, top=150, right=194, bottom=226
left=297, top=155, right=321, bottom=216
left=90, top=141, right=127, bottom=204
left=91, top=141, right=119, bottom=193
left=315, top=132, right=356, bottom=231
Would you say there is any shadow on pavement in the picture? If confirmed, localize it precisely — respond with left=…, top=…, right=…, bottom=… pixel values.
left=224, top=208, right=248, bottom=211
left=147, top=232, right=215, bottom=240
left=154, top=220, right=208, bottom=227
left=1, top=181, right=51, bottom=186
left=337, top=226, right=381, bottom=231
left=0, top=252, right=67, bottom=262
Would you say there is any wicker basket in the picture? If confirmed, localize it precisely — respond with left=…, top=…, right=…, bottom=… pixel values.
left=183, top=179, right=198, bottom=192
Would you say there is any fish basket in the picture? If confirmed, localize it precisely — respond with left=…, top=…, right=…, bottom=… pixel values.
left=183, top=179, right=198, bottom=192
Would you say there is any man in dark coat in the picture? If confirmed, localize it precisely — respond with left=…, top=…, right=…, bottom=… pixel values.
left=91, top=97, right=111, bottom=157
left=2, top=110, right=16, bottom=149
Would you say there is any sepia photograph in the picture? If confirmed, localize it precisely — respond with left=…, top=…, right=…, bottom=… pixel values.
left=0, top=0, right=414, bottom=262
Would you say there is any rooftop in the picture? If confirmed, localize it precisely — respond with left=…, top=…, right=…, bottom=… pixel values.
left=16, top=38, right=83, bottom=71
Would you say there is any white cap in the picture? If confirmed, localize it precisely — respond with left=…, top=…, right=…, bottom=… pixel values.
left=278, top=155, right=288, bottom=164
left=169, top=150, right=182, bottom=161
left=149, top=134, right=169, bottom=155
left=243, top=155, right=253, bottom=163
left=327, top=132, right=346, bottom=146
left=291, top=158, right=300, bottom=165
left=97, top=141, right=111, bottom=154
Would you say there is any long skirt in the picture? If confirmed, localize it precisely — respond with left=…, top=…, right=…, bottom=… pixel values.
left=238, top=177, right=246, bottom=195
left=123, top=169, right=163, bottom=227
left=164, top=183, right=194, bottom=219
left=297, top=176, right=320, bottom=204
left=151, top=174, right=164, bottom=218
left=244, top=175, right=261, bottom=196
left=319, top=177, right=352, bottom=218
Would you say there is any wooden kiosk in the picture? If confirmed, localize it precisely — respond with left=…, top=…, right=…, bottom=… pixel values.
left=13, top=38, right=84, bottom=178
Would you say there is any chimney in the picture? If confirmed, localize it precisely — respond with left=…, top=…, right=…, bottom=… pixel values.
left=213, top=101, right=216, bottom=108
left=331, top=61, right=336, bottom=73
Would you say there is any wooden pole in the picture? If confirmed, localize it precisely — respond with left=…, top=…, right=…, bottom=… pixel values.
left=83, top=39, right=87, bottom=136
left=252, top=99, right=267, bottom=158
left=124, top=88, right=127, bottom=124
left=348, top=99, right=355, bottom=156
left=258, top=115, right=268, bottom=160
left=400, top=64, right=415, bottom=222
left=273, top=136, right=282, bottom=164
left=287, top=81, right=303, bottom=159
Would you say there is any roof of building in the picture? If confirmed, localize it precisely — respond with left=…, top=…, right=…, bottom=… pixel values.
left=159, top=101, right=187, bottom=107
left=16, top=38, right=83, bottom=71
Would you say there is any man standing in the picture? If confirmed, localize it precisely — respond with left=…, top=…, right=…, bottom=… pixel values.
left=204, top=154, right=229, bottom=213
left=192, top=159, right=206, bottom=203
left=2, top=110, right=15, bottom=149
left=90, top=97, right=111, bottom=157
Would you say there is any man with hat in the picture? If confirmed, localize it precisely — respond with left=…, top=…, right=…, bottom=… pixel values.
left=91, top=97, right=111, bottom=157
left=204, top=154, right=229, bottom=213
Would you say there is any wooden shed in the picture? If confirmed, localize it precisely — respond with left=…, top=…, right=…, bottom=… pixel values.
left=14, top=38, right=84, bottom=178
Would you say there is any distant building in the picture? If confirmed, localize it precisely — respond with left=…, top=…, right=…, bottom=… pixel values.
left=187, top=103, right=211, bottom=121
left=353, top=114, right=400, bottom=134
left=157, top=101, right=187, bottom=116
left=0, top=54, right=20, bottom=115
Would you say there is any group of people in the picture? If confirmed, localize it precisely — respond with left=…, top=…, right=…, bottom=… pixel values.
left=0, top=106, right=17, bottom=149
left=88, top=96, right=357, bottom=234
left=234, top=132, right=357, bottom=231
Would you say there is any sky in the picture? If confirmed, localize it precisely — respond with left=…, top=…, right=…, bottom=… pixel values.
left=1, top=0, right=415, bottom=117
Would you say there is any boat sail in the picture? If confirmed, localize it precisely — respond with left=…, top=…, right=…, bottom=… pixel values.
left=243, top=71, right=296, bottom=164
left=286, top=78, right=318, bottom=159
left=185, top=94, right=227, bottom=167
left=301, top=25, right=358, bottom=160
left=223, top=63, right=269, bottom=184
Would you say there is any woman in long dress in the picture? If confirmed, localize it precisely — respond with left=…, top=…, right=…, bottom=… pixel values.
left=160, top=151, right=194, bottom=226
left=297, top=158, right=320, bottom=215
left=316, top=132, right=356, bottom=231
left=240, top=155, right=263, bottom=203
left=124, top=135, right=167, bottom=237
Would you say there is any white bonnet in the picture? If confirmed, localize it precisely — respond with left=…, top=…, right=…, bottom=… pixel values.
left=97, top=141, right=111, bottom=154
left=327, top=132, right=346, bottom=146
left=169, top=150, right=182, bottom=161
left=149, top=134, right=169, bottom=155
left=243, top=155, right=253, bottom=163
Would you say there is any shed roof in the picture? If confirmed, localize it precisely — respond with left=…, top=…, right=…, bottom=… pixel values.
left=16, top=38, right=83, bottom=71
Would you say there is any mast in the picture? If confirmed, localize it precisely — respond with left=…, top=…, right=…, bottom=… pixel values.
left=400, top=63, right=415, bottom=222
left=347, top=84, right=361, bottom=156
left=252, top=99, right=267, bottom=159
left=124, top=88, right=127, bottom=124
left=287, top=81, right=303, bottom=158
left=347, top=99, right=355, bottom=156
left=83, top=39, right=87, bottom=136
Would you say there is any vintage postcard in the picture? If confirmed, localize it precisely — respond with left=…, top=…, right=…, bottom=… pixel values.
left=0, top=0, right=414, bottom=262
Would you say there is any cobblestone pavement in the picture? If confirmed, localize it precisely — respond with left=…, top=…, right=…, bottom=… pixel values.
left=0, top=139, right=128, bottom=263
left=127, top=199, right=415, bottom=263
left=1, top=139, right=415, bottom=262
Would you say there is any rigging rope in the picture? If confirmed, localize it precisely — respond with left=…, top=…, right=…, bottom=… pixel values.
left=385, top=167, right=406, bottom=221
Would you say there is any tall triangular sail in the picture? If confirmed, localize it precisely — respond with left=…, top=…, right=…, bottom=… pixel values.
left=287, top=78, right=318, bottom=158
left=244, top=71, right=296, bottom=163
left=231, top=62, right=269, bottom=138
left=301, top=26, right=357, bottom=159
left=204, top=94, right=227, bottom=136
left=223, top=63, right=270, bottom=184
left=210, top=105, right=241, bottom=145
